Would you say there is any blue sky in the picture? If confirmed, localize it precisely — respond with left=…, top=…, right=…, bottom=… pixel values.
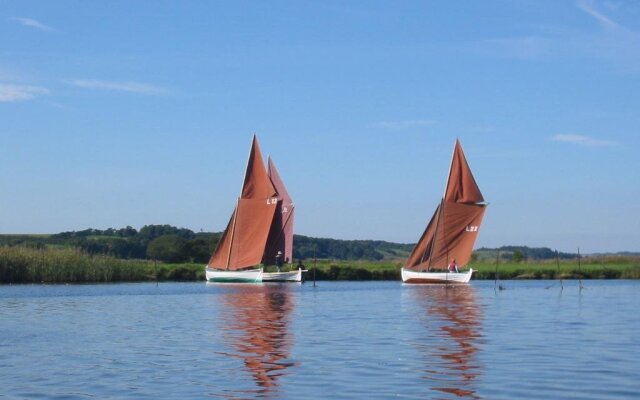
left=1, top=1, right=639, bottom=253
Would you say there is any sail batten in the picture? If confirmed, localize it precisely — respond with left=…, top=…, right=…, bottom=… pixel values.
left=405, top=140, right=487, bottom=271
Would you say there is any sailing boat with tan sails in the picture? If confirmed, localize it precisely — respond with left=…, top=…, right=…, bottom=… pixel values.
left=261, top=157, right=305, bottom=282
left=401, top=139, right=487, bottom=284
left=205, top=136, right=304, bottom=283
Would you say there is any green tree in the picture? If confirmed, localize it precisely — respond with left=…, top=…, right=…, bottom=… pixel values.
left=512, top=249, right=524, bottom=263
left=146, top=235, right=188, bottom=263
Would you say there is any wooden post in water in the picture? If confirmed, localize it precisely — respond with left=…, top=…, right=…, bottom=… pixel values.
left=313, top=245, right=317, bottom=287
left=494, top=251, right=500, bottom=291
left=578, top=247, right=584, bottom=290
left=556, top=250, right=563, bottom=291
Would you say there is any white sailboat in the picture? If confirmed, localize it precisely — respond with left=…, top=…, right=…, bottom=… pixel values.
left=401, top=139, right=487, bottom=284
left=262, top=157, right=306, bottom=282
left=205, top=136, right=279, bottom=283
left=205, top=136, right=305, bottom=283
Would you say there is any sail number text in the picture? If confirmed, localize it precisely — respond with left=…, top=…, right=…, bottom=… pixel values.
left=465, top=226, right=479, bottom=232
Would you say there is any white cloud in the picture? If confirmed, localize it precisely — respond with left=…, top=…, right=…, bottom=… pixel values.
left=578, top=0, right=621, bottom=30
left=473, top=1, right=640, bottom=72
left=11, top=17, right=54, bottom=32
left=373, top=119, right=435, bottom=129
left=477, top=36, right=554, bottom=60
left=0, top=84, right=49, bottom=102
left=552, top=134, right=619, bottom=147
left=65, top=79, right=166, bottom=95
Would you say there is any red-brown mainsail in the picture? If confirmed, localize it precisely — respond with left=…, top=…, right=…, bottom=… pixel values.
left=405, top=139, right=487, bottom=271
left=264, top=157, right=295, bottom=265
left=208, top=136, right=278, bottom=270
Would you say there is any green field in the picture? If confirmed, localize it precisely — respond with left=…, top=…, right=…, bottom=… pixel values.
left=1, top=246, right=639, bottom=284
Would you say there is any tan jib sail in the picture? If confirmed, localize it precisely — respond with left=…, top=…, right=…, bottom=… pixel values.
left=405, top=139, right=487, bottom=271
left=264, top=157, right=295, bottom=265
left=208, top=136, right=278, bottom=270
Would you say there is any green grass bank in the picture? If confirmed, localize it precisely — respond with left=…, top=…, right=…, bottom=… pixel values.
left=1, top=247, right=639, bottom=284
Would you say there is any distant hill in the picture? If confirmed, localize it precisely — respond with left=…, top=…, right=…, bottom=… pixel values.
left=0, top=225, right=631, bottom=263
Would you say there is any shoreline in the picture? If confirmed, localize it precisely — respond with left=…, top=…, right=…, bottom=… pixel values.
left=2, top=247, right=639, bottom=284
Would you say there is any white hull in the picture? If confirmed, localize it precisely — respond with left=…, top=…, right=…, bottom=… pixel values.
left=401, top=268, right=473, bottom=284
left=205, top=267, right=263, bottom=283
left=262, top=268, right=306, bottom=282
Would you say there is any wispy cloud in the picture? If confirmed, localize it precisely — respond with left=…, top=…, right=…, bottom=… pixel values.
left=578, top=0, right=620, bottom=30
left=552, top=134, right=619, bottom=147
left=372, top=119, right=435, bottom=129
left=11, top=17, right=54, bottom=32
left=477, top=36, right=554, bottom=60
left=65, top=79, right=166, bottom=95
left=473, top=1, right=640, bottom=72
left=0, top=84, right=49, bottom=102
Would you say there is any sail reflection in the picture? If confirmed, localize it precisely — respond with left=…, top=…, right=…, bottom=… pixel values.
left=215, top=284, right=296, bottom=397
left=411, top=285, right=483, bottom=398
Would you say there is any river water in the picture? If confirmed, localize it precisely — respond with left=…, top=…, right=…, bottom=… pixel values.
left=1, top=280, right=638, bottom=399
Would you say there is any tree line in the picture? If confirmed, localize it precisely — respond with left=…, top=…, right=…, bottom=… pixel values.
left=1, top=225, right=581, bottom=264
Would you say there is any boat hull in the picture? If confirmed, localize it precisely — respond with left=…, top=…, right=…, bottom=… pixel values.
left=401, top=268, right=473, bottom=284
left=205, top=267, right=263, bottom=283
left=262, top=268, right=306, bottom=282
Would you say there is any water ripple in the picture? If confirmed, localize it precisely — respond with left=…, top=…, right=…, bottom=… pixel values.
left=1, top=281, right=640, bottom=398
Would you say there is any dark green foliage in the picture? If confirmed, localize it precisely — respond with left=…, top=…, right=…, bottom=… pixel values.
left=184, top=236, right=216, bottom=263
left=6, top=226, right=221, bottom=263
left=305, top=262, right=400, bottom=281
left=138, top=225, right=195, bottom=241
left=293, top=235, right=412, bottom=261
left=512, top=249, right=524, bottom=263
left=475, top=246, right=576, bottom=261
left=147, top=235, right=188, bottom=263
left=167, top=265, right=200, bottom=281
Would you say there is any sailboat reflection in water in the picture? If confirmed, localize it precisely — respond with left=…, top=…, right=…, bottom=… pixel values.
left=215, top=285, right=297, bottom=396
left=410, top=285, right=483, bottom=398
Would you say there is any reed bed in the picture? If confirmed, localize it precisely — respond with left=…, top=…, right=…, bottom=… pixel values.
left=472, top=258, right=640, bottom=280
left=304, top=258, right=640, bottom=280
left=0, top=246, right=204, bottom=284
left=2, top=246, right=638, bottom=284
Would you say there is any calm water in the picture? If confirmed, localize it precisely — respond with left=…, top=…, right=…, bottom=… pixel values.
left=1, top=280, right=639, bottom=399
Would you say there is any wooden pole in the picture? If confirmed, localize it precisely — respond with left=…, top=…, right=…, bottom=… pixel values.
left=313, top=245, right=317, bottom=287
left=494, top=250, right=500, bottom=291
left=556, top=250, right=563, bottom=291
left=578, top=247, right=584, bottom=290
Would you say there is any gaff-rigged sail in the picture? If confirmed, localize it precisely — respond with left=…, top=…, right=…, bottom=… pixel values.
left=264, top=157, right=295, bottom=265
left=405, top=140, right=487, bottom=271
left=208, top=136, right=278, bottom=271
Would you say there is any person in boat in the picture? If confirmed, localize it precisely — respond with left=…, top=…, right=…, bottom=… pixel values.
left=448, top=258, right=459, bottom=273
left=296, top=260, right=305, bottom=270
left=275, top=251, right=283, bottom=272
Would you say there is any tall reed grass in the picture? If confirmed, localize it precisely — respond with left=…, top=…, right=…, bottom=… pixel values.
left=2, top=246, right=638, bottom=283
left=0, top=246, right=204, bottom=284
